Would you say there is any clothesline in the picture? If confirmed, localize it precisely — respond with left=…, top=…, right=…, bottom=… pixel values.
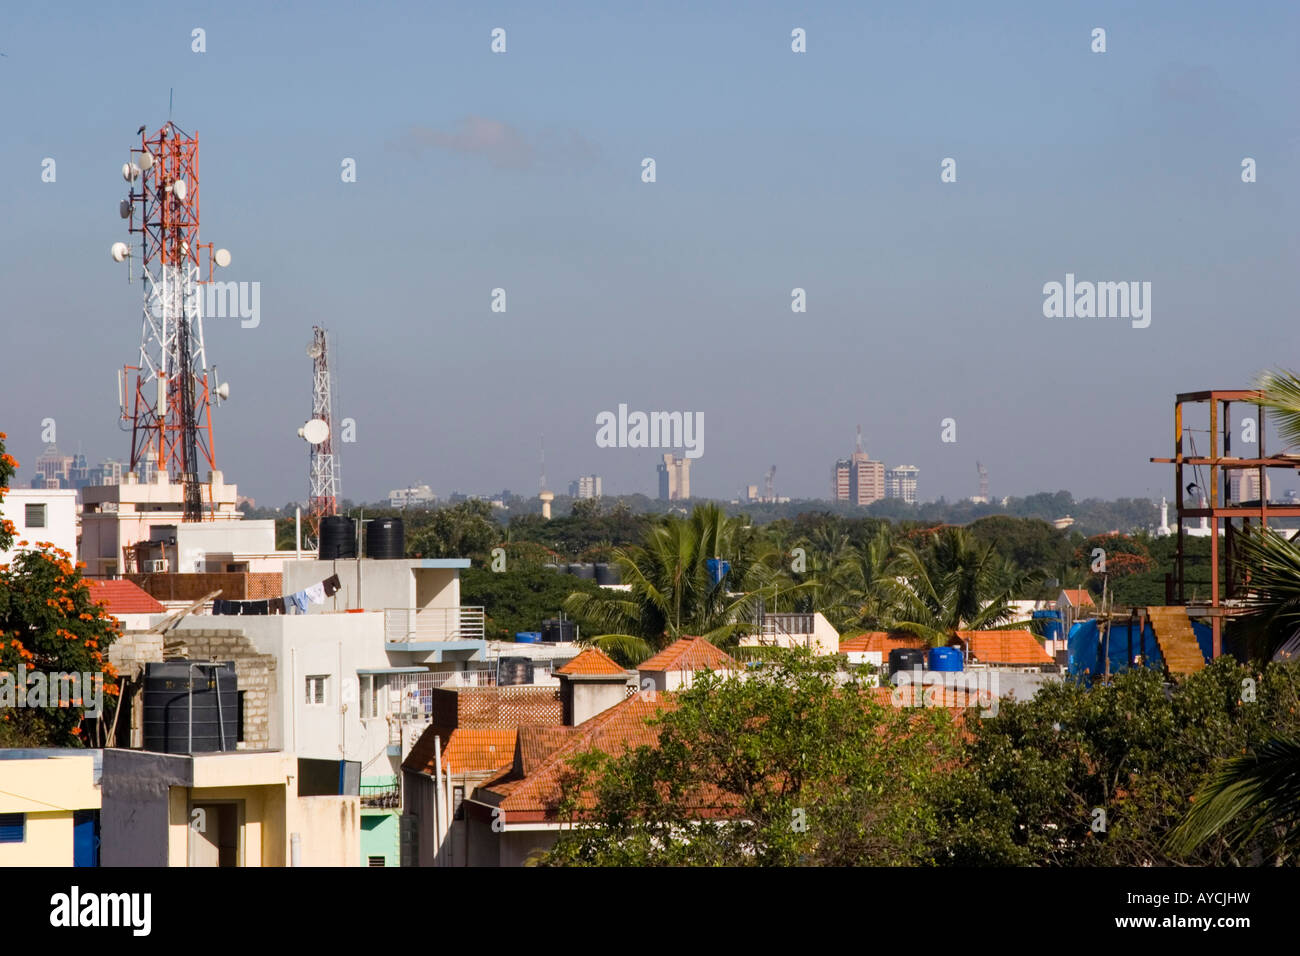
left=212, top=574, right=342, bottom=616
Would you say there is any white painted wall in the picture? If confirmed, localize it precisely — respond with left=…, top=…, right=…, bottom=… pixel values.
left=0, top=489, right=78, bottom=564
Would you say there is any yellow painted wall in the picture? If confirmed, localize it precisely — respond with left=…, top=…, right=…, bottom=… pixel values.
left=0, top=811, right=74, bottom=866
left=0, top=755, right=99, bottom=867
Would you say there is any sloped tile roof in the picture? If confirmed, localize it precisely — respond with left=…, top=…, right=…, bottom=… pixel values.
left=555, top=647, right=628, bottom=676
left=955, top=630, right=1052, bottom=665
left=637, top=636, right=738, bottom=673
left=1060, top=588, right=1095, bottom=607
left=85, top=578, right=165, bottom=615
left=840, top=631, right=925, bottom=656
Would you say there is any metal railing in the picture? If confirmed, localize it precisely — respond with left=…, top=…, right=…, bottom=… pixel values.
left=360, top=781, right=400, bottom=808
left=384, top=606, right=486, bottom=643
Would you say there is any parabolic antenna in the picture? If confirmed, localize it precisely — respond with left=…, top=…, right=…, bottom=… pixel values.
left=172, top=178, right=187, bottom=200
left=306, top=343, right=323, bottom=359
left=137, top=150, right=154, bottom=171
left=300, top=419, right=330, bottom=444
left=214, top=248, right=231, bottom=268
left=119, top=199, right=132, bottom=219
left=110, top=241, right=130, bottom=262
left=121, top=163, right=140, bottom=182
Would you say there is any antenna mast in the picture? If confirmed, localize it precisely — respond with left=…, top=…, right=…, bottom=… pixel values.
left=304, top=326, right=340, bottom=546
left=114, top=121, right=229, bottom=522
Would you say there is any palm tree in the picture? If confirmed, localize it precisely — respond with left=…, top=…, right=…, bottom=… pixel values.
left=563, top=504, right=778, bottom=665
left=883, top=526, right=1035, bottom=647
left=1168, top=736, right=1300, bottom=860
left=1256, top=368, right=1300, bottom=449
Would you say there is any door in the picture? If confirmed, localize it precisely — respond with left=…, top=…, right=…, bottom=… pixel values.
left=73, top=810, right=99, bottom=867
left=188, top=803, right=240, bottom=867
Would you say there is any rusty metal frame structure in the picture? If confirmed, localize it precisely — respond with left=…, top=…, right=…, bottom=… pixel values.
left=1151, top=389, right=1300, bottom=657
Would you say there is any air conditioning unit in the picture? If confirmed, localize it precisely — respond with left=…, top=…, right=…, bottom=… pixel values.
left=148, top=559, right=168, bottom=572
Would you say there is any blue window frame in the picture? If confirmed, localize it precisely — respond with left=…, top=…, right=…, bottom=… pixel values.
left=0, top=813, right=25, bottom=843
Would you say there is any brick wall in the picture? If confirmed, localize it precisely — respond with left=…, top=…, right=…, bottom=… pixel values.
left=126, top=572, right=283, bottom=601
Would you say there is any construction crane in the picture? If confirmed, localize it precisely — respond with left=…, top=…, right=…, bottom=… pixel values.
left=113, top=121, right=231, bottom=521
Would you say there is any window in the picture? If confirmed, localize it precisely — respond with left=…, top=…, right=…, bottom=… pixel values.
left=305, top=675, right=328, bottom=706
left=359, top=674, right=387, bottom=719
left=367, top=855, right=387, bottom=867
left=453, top=785, right=466, bottom=821
left=24, top=503, right=46, bottom=529
left=0, top=814, right=25, bottom=843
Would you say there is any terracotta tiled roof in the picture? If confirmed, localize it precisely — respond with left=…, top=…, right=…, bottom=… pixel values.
left=85, top=578, right=165, bottom=615
left=556, top=647, right=628, bottom=676
left=442, top=729, right=517, bottom=774
left=1060, top=588, right=1095, bottom=607
left=955, top=630, right=1052, bottom=665
left=840, top=631, right=925, bottom=656
left=638, top=636, right=738, bottom=673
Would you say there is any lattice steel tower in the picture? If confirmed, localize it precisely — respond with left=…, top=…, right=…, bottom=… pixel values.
left=304, top=327, right=340, bottom=544
left=113, top=121, right=230, bottom=522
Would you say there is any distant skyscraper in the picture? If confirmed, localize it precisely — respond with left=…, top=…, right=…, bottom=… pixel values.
left=569, top=475, right=602, bottom=499
left=658, top=454, right=690, bottom=501
left=832, top=458, right=851, bottom=501
left=886, top=465, right=920, bottom=504
left=33, top=444, right=72, bottom=488
left=1230, top=470, right=1270, bottom=503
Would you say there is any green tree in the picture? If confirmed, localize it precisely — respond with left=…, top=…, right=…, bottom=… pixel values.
left=406, top=499, right=502, bottom=560
left=543, top=650, right=962, bottom=866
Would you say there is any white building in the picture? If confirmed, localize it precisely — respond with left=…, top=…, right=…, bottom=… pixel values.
left=885, top=466, right=919, bottom=504
left=0, top=488, right=78, bottom=563
left=568, top=475, right=602, bottom=499
left=389, top=485, right=435, bottom=508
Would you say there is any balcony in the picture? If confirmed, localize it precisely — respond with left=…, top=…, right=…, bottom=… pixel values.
left=360, top=780, right=400, bottom=809
left=384, top=606, right=485, bottom=643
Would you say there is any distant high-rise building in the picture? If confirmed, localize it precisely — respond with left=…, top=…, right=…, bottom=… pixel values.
left=569, top=475, right=602, bottom=499
left=886, top=465, right=920, bottom=504
left=658, top=454, right=691, bottom=501
left=90, top=458, right=124, bottom=487
left=388, top=484, right=436, bottom=508
left=1230, top=470, right=1270, bottom=503
left=32, top=444, right=73, bottom=489
left=832, top=458, right=851, bottom=501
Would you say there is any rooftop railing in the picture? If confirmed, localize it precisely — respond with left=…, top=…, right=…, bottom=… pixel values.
left=384, top=606, right=485, bottom=643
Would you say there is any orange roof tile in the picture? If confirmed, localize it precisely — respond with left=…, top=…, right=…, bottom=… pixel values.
left=556, top=647, right=628, bottom=676
left=955, top=630, right=1052, bottom=665
left=85, top=578, right=165, bottom=615
left=638, top=636, right=738, bottom=673
left=839, top=631, right=925, bottom=656
left=1060, top=588, right=1095, bottom=607
left=441, top=728, right=517, bottom=775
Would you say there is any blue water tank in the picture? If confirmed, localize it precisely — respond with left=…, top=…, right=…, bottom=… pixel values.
left=515, top=632, right=542, bottom=643
left=928, top=646, right=964, bottom=671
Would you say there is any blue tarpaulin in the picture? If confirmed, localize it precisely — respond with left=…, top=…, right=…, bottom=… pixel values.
left=1067, top=618, right=1213, bottom=681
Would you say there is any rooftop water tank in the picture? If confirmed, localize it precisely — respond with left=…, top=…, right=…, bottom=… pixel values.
left=365, top=517, right=405, bottom=559
left=143, top=661, right=238, bottom=754
left=319, top=515, right=357, bottom=560
left=515, top=632, right=542, bottom=644
left=594, top=563, right=621, bottom=586
left=928, top=646, right=964, bottom=672
left=888, top=647, right=925, bottom=677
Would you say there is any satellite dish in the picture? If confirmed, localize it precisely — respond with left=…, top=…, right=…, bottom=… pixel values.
left=214, top=248, right=231, bottom=268
left=137, top=150, right=154, bottom=171
left=110, top=242, right=131, bottom=263
left=216, top=382, right=230, bottom=401
left=306, top=343, right=323, bottom=359
left=301, top=419, right=330, bottom=445
left=121, top=163, right=140, bottom=182
left=172, top=179, right=187, bottom=200
left=119, top=199, right=131, bottom=219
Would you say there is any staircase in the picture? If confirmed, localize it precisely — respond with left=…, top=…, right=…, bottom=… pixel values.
left=1145, top=607, right=1206, bottom=676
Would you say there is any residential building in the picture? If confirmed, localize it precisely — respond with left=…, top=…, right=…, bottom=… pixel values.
left=886, top=465, right=920, bottom=504
left=99, top=751, right=359, bottom=866
left=568, top=475, right=602, bottom=499
left=389, top=484, right=435, bottom=508
left=1057, top=588, right=1095, bottom=636
left=850, top=452, right=885, bottom=506
left=832, top=458, right=851, bottom=501
left=739, top=611, right=840, bottom=656
left=0, top=751, right=102, bottom=867
left=1230, top=469, right=1270, bottom=503
left=657, top=454, right=690, bottom=501
left=637, top=636, right=739, bottom=693
left=0, top=488, right=78, bottom=565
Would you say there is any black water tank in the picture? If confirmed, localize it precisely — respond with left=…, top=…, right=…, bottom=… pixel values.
left=497, top=657, right=534, bottom=687
left=569, top=563, right=596, bottom=579
left=319, top=515, right=357, bottom=560
left=888, top=647, right=925, bottom=677
left=542, top=618, right=578, bottom=643
left=143, top=661, right=238, bottom=753
left=594, top=563, right=621, bottom=586
left=366, top=517, right=405, bottom=559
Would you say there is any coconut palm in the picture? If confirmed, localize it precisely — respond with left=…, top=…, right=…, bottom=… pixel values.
left=1168, top=736, right=1300, bottom=860
left=1256, top=368, right=1300, bottom=450
left=563, top=504, right=779, bottom=664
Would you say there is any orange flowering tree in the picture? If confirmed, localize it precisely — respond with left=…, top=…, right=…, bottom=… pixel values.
left=0, top=431, right=121, bottom=746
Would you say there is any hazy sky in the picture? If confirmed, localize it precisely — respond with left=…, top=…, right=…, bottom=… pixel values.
left=2, top=1, right=1297, bottom=507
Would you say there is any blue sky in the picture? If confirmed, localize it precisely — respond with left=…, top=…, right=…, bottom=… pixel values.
left=2, top=1, right=1297, bottom=506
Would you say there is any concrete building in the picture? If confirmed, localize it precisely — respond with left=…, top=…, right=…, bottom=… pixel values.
left=850, top=452, right=885, bottom=506
left=1230, top=469, right=1270, bottom=503
left=389, top=484, right=435, bottom=508
left=657, top=454, right=691, bottom=501
left=638, top=636, right=739, bottom=693
left=832, top=458, right=851, bottom=501
left=739, top=611, right=840, bottom=656
left=99, top=750, right=359, bottom=867
left=568, top=475, right=602, bottom=499
left=79, top=470, right=246, bottom=578
left=0, top=488, right=78, bottom=564
left=886, top=465, right=920, bottom=504
left=0, top=750, right=102, bottom=867
left=32, top=444, right=74, bottom=488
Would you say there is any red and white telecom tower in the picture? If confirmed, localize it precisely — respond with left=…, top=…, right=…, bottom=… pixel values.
left=300, top=326, right=340, bottom=546
left=112, top=121, right=230, bottom=522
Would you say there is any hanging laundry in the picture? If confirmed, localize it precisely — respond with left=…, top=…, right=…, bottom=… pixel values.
left=322, top=574, right=342, bottom=597
left=305, top=582, right=326, bottom=605
left=291, top=591, right=310, bottom=614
